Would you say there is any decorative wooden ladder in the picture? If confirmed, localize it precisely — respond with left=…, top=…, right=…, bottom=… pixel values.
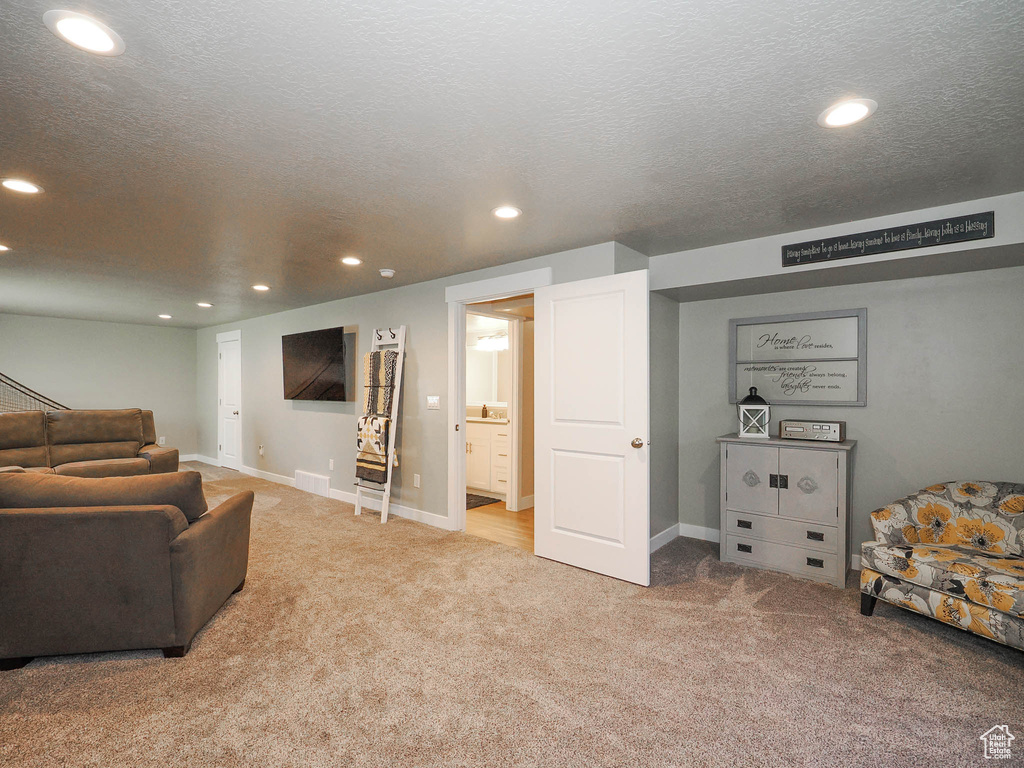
left=355, top=325, right=407, bottom=523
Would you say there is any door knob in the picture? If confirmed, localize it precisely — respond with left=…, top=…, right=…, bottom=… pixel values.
left=233, top=410, right=239, bottom=416
left=631, top=437, right=644, bottom=449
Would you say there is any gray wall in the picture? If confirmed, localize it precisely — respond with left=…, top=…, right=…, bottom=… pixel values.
left=196, top=243, right=618, bottom=518
left=676, top=265, right=1024, bottom=549
left=0, top=313, right=198, bottom=453
left=649, top=292, right=680, bottom=538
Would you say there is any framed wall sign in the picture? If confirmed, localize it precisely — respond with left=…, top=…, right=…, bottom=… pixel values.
left=729, top=308, right=867, bottom=407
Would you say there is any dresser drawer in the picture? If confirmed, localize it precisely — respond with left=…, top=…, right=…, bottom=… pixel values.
left=726, top=510, right=837, bottom=553
left=725, top=534, right=838, bottom=581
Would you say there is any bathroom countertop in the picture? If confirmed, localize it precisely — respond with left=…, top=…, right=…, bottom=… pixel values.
left=466, top=417, right=509, bottom=424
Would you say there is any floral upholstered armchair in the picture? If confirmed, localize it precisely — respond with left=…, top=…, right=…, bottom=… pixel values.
left=860, top=482, right=1024, bottom=651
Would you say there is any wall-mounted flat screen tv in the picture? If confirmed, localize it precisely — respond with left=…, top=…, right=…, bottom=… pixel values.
left=282, top=326, right=356, bottom=401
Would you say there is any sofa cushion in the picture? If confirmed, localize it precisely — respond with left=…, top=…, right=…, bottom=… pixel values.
left=0, top=470, right=209, bottom=523
left=0, top=411, right=49, bottom=468
left=862, top=541, right=1024, bottom=618
left=24, top=466, right=55, bottom=474
left=55, top=458, right=152, bottom=478
left=46, top=409, right=144, bottom=467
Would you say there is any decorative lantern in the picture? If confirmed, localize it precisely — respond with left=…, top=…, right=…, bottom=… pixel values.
left=737, top=386, right=770, bottom=438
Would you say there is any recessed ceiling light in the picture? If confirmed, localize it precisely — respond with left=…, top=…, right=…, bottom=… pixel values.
left=2, top=178, right=43, bottom=194
left=158, top=314, right=172, bottom=320
left=196, top=302, right=213, bottom=308
left=493, top=205, right=522, bottom=219
left=817, top=98, right=878, bottom=128
left=379, top=268, right=395, bottom=279
left=341, top=256, right=362, bottom=266
left=43, top=10, right=125, bottom=56
left=252, top=284, right=270, bottom=291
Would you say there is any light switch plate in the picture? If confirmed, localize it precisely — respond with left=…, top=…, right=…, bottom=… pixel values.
left=426, top=395, right=440, bottom=410
left=158, top=436, right=166, bottom=446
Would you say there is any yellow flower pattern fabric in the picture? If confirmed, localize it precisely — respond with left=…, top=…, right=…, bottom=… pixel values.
left=862, top=480, right=1024, bottom=652
left=867, top=481, right=1024, bottom=556
left=861, top=569, right=1024, bottom=651
left=862, top=542, right=1024, bottom=616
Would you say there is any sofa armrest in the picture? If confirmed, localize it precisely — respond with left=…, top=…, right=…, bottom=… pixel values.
left=0, top=466, right=26, bottom=473
left=138, top=444, right=179, bottom=474
left=0, top=504, right=189, bottom=658
left=169, top=491, right=253, bottom=647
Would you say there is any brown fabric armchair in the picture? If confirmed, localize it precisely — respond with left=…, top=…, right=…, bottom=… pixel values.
left=0, top=408, right=179, bottom=477
left=0, top=471, right=252, bottom=668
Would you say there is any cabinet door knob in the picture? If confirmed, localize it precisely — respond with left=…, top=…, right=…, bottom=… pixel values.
left=631, top=437, right=644, bottom=449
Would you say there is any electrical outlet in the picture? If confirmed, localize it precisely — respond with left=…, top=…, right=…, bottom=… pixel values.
left=158, top=436, right=166, bottom=446
left=414, top=473, right=421, bottom=488
left=329, top=458, right=334, bottom=471
left=426, top=395, right=440, bottom=410
left=258, top=444, right=265, bottom=457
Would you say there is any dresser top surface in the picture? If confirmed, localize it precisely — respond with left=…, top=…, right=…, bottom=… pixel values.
left=716, top=433, right=856, bottom=451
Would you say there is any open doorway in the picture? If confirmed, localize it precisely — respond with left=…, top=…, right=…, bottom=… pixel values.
left=464, top=294, right=534, bottom=551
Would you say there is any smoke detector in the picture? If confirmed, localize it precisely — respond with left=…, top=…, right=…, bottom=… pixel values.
left=379, top=268, right=395, bottom=279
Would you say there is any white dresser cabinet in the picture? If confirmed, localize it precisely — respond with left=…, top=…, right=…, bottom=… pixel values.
left=717, top=434, right=855, bottom=588
left=467, top=420, right=511, bottom=497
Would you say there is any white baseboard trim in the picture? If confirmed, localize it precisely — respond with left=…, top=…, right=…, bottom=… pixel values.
left=679, top=523, right=721, bottom=544
left=330, top=489, right=456, bottom=531
left=227, top=463, right=454, bottom=532
left=519, top=494, right=535, bottom=509
left=650, top=522, right=722, bottom=553
left=649, top=524, right=680, bottom=553
left=240, top=465, right=295, bottom=487
left=180, top=454, right=218, bottom=465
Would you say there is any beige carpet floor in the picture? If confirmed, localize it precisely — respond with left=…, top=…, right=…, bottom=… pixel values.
left=2, top=462, right=1022, bottom=767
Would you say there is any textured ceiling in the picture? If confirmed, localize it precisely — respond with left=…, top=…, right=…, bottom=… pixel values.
left=1, top=0, right=1022, bottom=326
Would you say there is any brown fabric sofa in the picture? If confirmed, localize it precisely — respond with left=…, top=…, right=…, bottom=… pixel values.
left=0, top=408, right=178, bottom=477
left=0, top=471, right=253, bottom=668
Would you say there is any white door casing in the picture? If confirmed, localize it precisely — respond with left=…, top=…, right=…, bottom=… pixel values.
left=446, top=267, right=554, bottom=531
left=534, top=270, right=651, bottom=586
left=217, top=331, right=242, bottom=471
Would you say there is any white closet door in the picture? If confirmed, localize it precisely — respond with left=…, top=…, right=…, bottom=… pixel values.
left=218, top=338, right=242, bottom=471
left=534, top=270, right=650, bottom=586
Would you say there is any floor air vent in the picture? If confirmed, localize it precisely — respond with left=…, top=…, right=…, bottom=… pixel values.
left=294, top=470, right=331, bottom=498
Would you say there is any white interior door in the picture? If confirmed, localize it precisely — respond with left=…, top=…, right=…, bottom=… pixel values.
left=218, top=336, right=242, bottom=470
left=534, top=270, right=650, bottom=585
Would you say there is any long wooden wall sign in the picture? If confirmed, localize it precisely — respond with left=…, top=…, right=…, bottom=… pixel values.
left=782, top=211, right=994, bottom=267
